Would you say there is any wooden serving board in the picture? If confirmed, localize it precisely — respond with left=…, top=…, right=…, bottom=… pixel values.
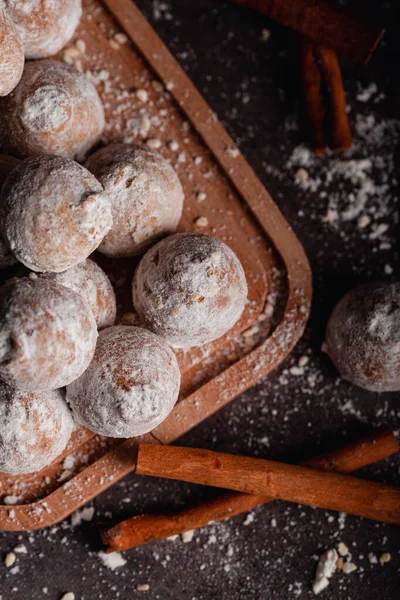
left=0, top=0, right=312, bottom=530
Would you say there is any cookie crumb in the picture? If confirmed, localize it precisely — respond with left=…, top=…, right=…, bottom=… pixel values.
left=168, top=140, right=179, bottom=151
left=194, top=216, right=208, bottom=227
left=312, top=549, right=338, bottom=595
left=295, top=168, right=309, bottom=182
left=342, top=562, right=357, bottom=574
left=146, top=138, right=162, bottom=149
left=136, top=584, right=150, bottom=591
left=182, top=530, right=194, bottom=543
left=4, top=553, right=16, bottom=568
left=357, top=215, right=371, bottom=229
left=75, top=39, right=86, bottom=54
left=136, top=89, right=148, bottom=103
left=337, top=542, right=349, bottom=557
left=261, top=28, right=271, bottom=41
left=108, top=38, right=120, bottom=50
left=379, top=553, right=391, bottom=564
left=226, top=146, right=239, bottom=158
left=114, top=33, right=128, bottom=45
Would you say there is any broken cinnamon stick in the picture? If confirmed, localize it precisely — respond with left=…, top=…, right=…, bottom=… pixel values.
left=102, top=428, right=398, bottom=552
left=299, top=40, right=352, bottom=154
left=232, top=0, right=384, bottom=64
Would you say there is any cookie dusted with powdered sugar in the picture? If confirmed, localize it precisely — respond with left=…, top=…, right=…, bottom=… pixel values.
left=132, top=233, right=248, bottom=348
left=40, top=258, right=116, bottom=330
left=86, top=144, right=184, bottom=257
left=0, top=156, right=112, bottom=273
left=67, top=326, right=180, bottom=438
left=0, top=383, right=74, bottom=474
left=0, top=60, right=104, bottom=158
left=0, top=277, right=97, bottom=390
left=0, top=6, right=24, bottom=97
left=324, top=282, right=400, bottom=392
left=4, top=0, right=82, bottom=59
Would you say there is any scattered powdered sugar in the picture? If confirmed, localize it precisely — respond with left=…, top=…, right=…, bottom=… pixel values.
left=286, top=111, right=399, bottom=248
left=98, top=551, right=127, bottom=571
left=70, top=506, right=95, bottom=527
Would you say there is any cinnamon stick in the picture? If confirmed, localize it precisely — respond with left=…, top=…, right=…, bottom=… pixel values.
left=299, top=39, right=327, bottom=154
left=299, top=40, right=352, bottom=154
left=102, top=428, right=398, bottom=552
left=232, top=0, right=384, bottom=64
left=135, top=445, right=400, bottom=524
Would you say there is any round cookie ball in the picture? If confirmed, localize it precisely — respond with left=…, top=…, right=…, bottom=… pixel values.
left=0, top=7, right=24, bottom=97
left=4, top=0, right=82, bottom=59
left=0, top=277, right=98, bottom=390
left=324, top=282, right=400, bottom=392
left=0, top=156, right=112, bottom=273
left=86, top=144, right=184, bottom=257
left=66, top=326, right=180, bottom=438
left=41, top=258, right=116, bottom=329
left=0, top=383, right=74, bottom=474
left=0, top=59, right=104, bottom=158
left=132, top=233, right=248, bottom=348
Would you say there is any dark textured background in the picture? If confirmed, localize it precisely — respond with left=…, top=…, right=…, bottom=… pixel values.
left=1, top=1, right=399, bottom=598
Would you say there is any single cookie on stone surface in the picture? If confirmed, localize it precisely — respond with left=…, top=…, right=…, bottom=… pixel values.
left=40, top=258, right=116, bottom=329
left=132, top=233, right=248, bottom=348
left=4, top=0, right=82, bottom=59
left=0, top=156, right=112, bottom=273
left=67, top=326, right=180, bottom=438
left=0, top=7, right=24, bottom=97
left=0, top=60, right=104, bottom=158
left=0, top=383, right=74, bottom=474
left=0, top=277, right=97, bottom=390
left=324, top=282, right=400, bottom=392
left=86, top=144, right=184, bottom=257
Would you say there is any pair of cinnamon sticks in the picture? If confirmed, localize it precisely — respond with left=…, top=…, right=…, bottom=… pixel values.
left=102, top=428, right=399, bottom=553
left=231, top=0, right=384, bottom=154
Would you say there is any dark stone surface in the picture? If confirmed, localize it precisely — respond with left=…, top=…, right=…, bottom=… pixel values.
left=0, top=1, right=399, bottom=599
